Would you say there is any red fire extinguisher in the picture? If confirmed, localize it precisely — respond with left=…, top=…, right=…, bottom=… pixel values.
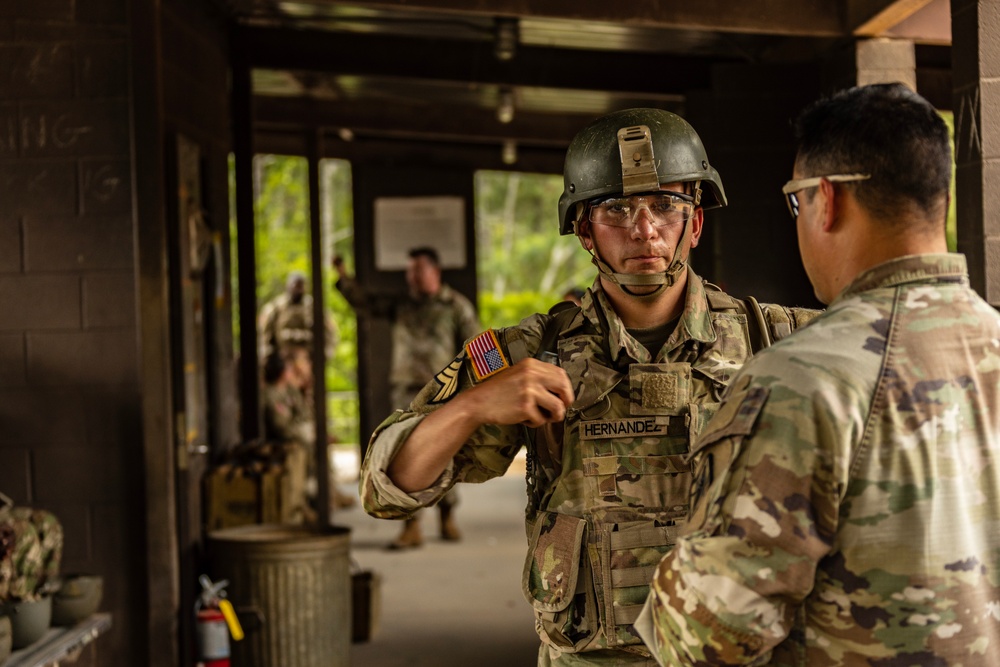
left=195, top=575, right=244, bottom=667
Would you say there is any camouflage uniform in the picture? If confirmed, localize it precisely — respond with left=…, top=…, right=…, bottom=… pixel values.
left=361, top=270, right=818, bottom=664
left=0, top=498, right=63, bottom=602
left=258, top=292, right=337, bottom=360
left=263, top=381, right=313, bottom=447
left=341, top=276, right=480, bottom=523
left=337, top=277, right=480, bottom=409
left=638, top=254, right=1000, bottom=665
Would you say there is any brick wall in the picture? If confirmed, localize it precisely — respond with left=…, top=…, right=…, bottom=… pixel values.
left=0, top=0, right=143, bottom=664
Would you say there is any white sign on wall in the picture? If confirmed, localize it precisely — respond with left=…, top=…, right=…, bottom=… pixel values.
left=373, top=196, right=466, bottom=270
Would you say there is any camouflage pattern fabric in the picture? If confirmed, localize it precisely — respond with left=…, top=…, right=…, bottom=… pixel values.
left=639, top=254, right=1000, bottom=666
left=263, top=381, right=316, bottom=483
left=263, top=382, right=313, bottom=447
left=258, top=292, right=338, bottom=359
left=360, top=269, right=819, bottom=665
left=0, top=502, right=63, bottom=602
left=337, top=278, right=480, bottom=408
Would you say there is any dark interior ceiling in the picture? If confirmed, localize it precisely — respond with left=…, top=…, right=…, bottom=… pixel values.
left=221, top=0, right=952, bottom=168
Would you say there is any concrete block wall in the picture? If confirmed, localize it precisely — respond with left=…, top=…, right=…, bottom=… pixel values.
left=0, top=0, right=143, bottom=664
left=952, top=0, right=1000, bottom=304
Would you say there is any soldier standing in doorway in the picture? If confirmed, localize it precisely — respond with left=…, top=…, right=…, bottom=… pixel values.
left=335, top=246, right=480, bottom=548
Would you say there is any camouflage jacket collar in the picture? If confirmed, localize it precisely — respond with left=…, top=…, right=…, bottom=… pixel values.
left=835, top=253, right=969, bottom=304
left=583, top=268, right=717, bottom=365
left=413, top=282, right=459, bottom=305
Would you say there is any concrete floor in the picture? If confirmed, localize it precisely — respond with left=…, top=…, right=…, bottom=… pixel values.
left=332, top=451, right=539, bottom=666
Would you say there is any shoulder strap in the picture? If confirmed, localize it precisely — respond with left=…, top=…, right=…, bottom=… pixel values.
left=536, top=302, right=581, bottom=361
left=704, top=286, right=772, bottom=354
left=741, top=296, right=773, bottom=353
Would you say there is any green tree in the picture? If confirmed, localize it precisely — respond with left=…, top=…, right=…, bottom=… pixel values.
left=474, top=170, right=593, bottom=329
left=940, top=110, right=958, bottom=252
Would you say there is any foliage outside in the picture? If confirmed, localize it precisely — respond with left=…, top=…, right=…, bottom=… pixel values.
left=474, top=170, right=593, bottom=329
left=941, top=110, right=958, bottom=252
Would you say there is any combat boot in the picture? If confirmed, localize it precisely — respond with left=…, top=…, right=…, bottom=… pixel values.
left=439, top=505, right=461, bottom=542
left=386, top=516, right=422, bottom=550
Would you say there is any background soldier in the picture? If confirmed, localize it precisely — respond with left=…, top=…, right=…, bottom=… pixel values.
left=258, top=272, right=347, bottom=509
left=335, top=246, right=480, bottom=548
left=258, top=271, right=337, bottom=361
left=359, top=108, right=819, bottom=665
left=639, top=83, right=1000, bottom=666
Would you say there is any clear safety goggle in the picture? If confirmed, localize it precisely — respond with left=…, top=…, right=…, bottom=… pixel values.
left=781, top=173, right=870, bottom=219
left=588, top=191, right=695, bottom=228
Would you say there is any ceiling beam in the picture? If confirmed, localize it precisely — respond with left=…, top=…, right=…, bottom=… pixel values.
left=253, top=95, right=613, bottom=147
left=849, top=0, right=937, bottom=35
left=240, top=25, right=728, bottom=96
left=284, top=0, right=864, bottom=37
left=254, top=129, right=567, bottom=173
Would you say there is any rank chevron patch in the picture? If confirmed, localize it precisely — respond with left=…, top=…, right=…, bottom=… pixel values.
left=430, top=355, right=464, bottom=404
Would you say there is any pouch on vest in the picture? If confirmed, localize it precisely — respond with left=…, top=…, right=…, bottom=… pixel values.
left=521, top=511, right=598, bottom=651
left=596, top=520, right=681, bottom=647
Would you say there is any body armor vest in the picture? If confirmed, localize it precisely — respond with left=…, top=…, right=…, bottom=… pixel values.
left=522, top=299, right=756, bottom=654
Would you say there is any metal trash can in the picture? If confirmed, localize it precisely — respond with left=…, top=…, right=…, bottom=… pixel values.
left=209, top=524, right=351, bottom=667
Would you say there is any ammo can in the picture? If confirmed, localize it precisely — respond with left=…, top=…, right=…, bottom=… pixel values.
left=208, top=524, right=351, bottom=667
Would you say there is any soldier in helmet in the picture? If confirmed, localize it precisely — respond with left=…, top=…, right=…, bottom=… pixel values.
left=359, top=108, right=819, bottom=665
left=258, top=271, right=337, bottom=361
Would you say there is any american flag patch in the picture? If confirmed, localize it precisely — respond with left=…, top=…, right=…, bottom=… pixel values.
left=465, top=329, right=510, bottom=382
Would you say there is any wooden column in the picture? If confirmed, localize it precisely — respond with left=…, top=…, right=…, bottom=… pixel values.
left=307, top=130, right=332, bottom=524
left=231, top=28, right=261, bottom=439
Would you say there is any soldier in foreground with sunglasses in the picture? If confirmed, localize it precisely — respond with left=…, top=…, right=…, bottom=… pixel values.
left=359, top=107, right=818, bottom=665
left=639, top=83, right=1000, bottom=665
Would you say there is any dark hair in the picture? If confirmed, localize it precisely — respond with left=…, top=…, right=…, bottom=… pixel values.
left=792, top=83, right=951, bottom=225
left=408, top=246, right=440, bottom=266
left=263, top=353, right=285, bottom=384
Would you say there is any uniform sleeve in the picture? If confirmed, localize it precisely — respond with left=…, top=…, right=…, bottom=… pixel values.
left=640, top=370, right=841, bottom=665
left=334, top=276, right=366, bottom=311
left=258, top=300, right=277, bottom=359
left=324, top=310, right=339, bottom=359
left=335, top=276, right=398, bottom=318
left=759, top=303, right=823, bottom=344
left=263, top=388, right=296, bottom=442
left=359, top=410, right=452, bottom=519
left=359, top=321, right=540, bottom=520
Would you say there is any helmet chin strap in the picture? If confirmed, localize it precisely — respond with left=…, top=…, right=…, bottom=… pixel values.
left=578, top=215, right=692, bottom=301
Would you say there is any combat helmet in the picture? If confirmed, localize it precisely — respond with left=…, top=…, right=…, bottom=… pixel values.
left=557, top=108, right=727, bottom=297
left=559, top=108, right=726, bottom=234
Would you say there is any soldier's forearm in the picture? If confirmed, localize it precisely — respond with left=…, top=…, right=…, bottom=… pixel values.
left=387, top=392, right=484, bottom=492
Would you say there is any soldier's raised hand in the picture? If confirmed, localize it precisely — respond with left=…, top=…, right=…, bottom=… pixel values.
left=465, top=358, right=574, bottom=428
